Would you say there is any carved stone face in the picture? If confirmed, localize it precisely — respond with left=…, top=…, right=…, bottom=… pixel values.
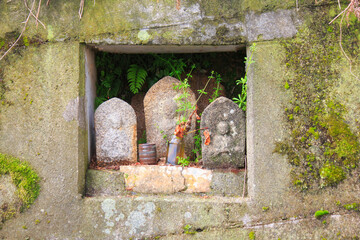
left=217, top=121, right=230, bottom=135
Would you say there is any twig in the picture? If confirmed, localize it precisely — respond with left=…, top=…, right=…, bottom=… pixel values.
left=296, top=0, right=299, bottom=11
left=185, top=127, right=208, bottom=135
left=24, top=0, right=46, bottom=29
left=0, top=0, right=35, bottom=61
left=79, top=0, right=85, bottom=19
left=338, top=0, right=341, bottom=9
left=194, top=75, right=212, bottom=105
left=329, top=4, right=350, bottom=24
left=46, top=0, right=50, bottom=6
left=35, top=0, right=42, bottom=27
left=242, top=155, right=247, bottom=198
left=338, top=13, right=359, bottom=81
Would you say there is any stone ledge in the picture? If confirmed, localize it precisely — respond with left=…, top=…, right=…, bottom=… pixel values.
left=85, top=170, right=125, bottom=196
left=86, top=166, right=245, bottom=196
left=81, top=195, right=247, bottom=239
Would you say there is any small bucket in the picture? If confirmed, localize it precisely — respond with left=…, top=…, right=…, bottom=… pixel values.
left=139, top=143, right=157, bottom=165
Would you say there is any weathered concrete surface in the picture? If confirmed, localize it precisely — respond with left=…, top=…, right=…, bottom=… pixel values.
left=211, top=171, right=245, bottom=196
left=161, top=213, right=360, bottom=240
left=81, top=195, right=246, bottom=240
left=87, top=167, right=243, bottom=195
left=0, top=175, right=19, bottom=228
left=182, top=168, right=212, bottom=193
left=120, top=166, right=185, bottom=194
left=0, top=175, right=18, bottom=209
left=246, top=41, right=291, bottom=208
left=86, top=170, right=125, bottom=196
left=0, top=42, right=87, bottom=239
left=246, top=9, right=301, bottom=42
left=0, top=1, right=301, bottom=46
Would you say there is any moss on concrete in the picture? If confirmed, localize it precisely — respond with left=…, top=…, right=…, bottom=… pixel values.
left=0, top=153, right=40, bottom=225
left=275, top=6, right=360, bottom=191
left=242, top=0, right=294, bottom=13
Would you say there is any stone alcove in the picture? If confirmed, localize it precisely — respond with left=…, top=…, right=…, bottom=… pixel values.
left=84, top=45, right=248, bottom=196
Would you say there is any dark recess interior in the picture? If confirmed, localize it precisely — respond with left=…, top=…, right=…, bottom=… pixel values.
left=92, top=50, right=247, bottom=164
left=94, top=50, right=247, bottom=108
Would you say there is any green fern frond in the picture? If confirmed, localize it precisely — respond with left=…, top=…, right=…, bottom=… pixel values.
left=127, top=64, right=148, bottom=94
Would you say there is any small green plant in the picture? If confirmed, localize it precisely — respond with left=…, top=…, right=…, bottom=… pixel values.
left=233, top=43, right=256, bottom=111
left=173, top=64, right=196, bottom=123
left=314, top=210, right=329, bottom=219
left=249, top=231, right=255, bottom=240
left=262, top=206, right=269, bottom=212
left=208, top=71, right=222, bottom=103
left=156, top=125, right=169, bottom=143
left=183, top=224, right=196, bottom=235
left=177, top=156, right=191, bottom=167
left=192, top=128, right=202, bottom=162
left=137, top=131, right=147, bottom=145
left=127, top=64, right=148, bottom=94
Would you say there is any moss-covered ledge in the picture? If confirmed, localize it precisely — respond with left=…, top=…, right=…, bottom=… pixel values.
left=0, top=153, right=40, bottom=228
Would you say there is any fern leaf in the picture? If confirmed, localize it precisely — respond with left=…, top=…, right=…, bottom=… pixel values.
left=127, top=64, right=148, bottom=94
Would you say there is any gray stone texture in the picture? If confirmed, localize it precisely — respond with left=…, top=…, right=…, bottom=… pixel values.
left=211, top=171, right=245, bottom=196
left=144, top=76, right=196, bottom=158
left=201, top=97, right=246, bottom=169
left=95, top=98, right=137, bottom=163
left=85, top=169, right=125, bottom=196
left=245, top=9, right=301, bottom=42
left=81, top=195, right=246, bottom=240
left=0, top=175, right=20, bottom=226
left=0, top=175, right=18, bottom=208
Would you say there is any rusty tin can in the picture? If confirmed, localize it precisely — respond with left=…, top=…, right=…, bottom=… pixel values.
left=138, top=143, right=157, bottom=165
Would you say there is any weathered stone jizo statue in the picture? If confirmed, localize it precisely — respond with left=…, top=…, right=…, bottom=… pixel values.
left=201, top=97, right=246, bottom=169
left=95, top=98, right=137, bottom=163
left=144, top=76, right=196, bottom=158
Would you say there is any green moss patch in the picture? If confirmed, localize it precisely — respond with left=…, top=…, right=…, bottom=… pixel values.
left=343, top=203, right=359, bottom=211
left=275, top=6, right=360, bottom=192
left=314, top=210, right=329, bottom=219
left=0, top=153, right=40, bottom=224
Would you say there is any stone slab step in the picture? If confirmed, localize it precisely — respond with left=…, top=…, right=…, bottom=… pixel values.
left=86, top=166, right=245, bottom=196
left=81, top=195, right=246, bottom=240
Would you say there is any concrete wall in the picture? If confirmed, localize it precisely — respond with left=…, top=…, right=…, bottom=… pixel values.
left=0, top=0, right=360, bottom=239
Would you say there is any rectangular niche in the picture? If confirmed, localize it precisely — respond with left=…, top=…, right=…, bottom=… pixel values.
left=84, top=45, right=248, bottom=197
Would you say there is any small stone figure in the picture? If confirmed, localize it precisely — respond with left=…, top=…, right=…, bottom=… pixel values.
left=95, top=98, right=137, bottom=163
left=201, top=97, right=246, bottom=169
left=144, top=76, right=196, bottom=158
